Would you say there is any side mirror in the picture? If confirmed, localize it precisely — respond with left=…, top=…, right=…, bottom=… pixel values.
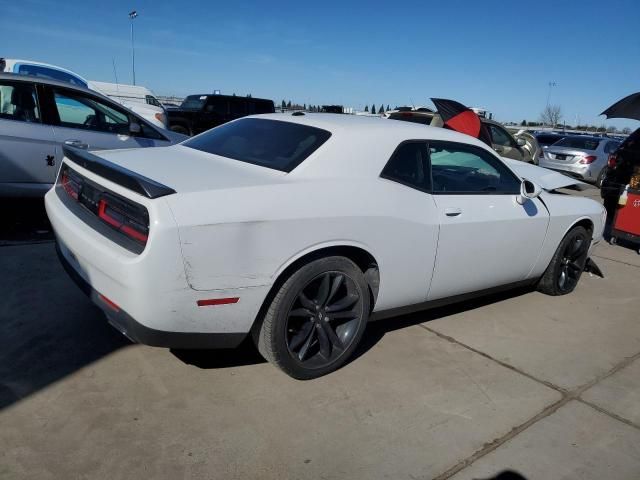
left=129, top=121, right=142, bottom=135
left=516, top=137, right=527, bottom=147
left=517, top=179, right=543, bottom=205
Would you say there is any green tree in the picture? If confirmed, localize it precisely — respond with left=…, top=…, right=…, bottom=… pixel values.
left=386, top=105, right=390, bottom=112
left=521, top=120, right=527, bottom=126
left=287, top=100, right=291, bottom=108
left=364, top=105, right=369, bottom=112
left=371, top=104, right=376, bottom=114
left=281, top=100, right=286, bottom=109
left=378, top=104, right=384, bottom=114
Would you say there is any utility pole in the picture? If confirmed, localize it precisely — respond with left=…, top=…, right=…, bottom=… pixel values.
left=546, top=81, right=556, bottom=108
left=129, top=10, right=138, bottom=85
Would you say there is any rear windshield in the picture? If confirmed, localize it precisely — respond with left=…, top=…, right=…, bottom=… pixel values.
left=535, top=134, right=565, bottom=146
left=183, top=118, right=331, bottom=172
left=554, top=137, right=601, bottom=150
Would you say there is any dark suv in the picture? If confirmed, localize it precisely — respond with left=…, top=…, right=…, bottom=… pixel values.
left=168, top=94, right=275, bottom=136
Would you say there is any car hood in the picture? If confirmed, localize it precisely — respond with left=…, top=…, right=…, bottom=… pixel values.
left=502, top=158, right=590, bottom=190
left=93, top=144, right=286, bottom=194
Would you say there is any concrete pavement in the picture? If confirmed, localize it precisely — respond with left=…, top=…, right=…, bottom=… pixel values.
left=1, top=236, right=639, bottom=479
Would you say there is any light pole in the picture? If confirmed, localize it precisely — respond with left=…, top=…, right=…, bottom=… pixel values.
left=546, top=81, right=556, bottom=108
left=129, top=10, right=138, bottom=85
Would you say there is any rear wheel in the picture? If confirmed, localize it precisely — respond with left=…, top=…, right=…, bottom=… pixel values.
left=170, top=125, right=190, bottom=136
left=537, top=226, right=590, bottom=295
left=255, top=256, right=370, bottom=379
left=596, top=169, right=606, bottom=188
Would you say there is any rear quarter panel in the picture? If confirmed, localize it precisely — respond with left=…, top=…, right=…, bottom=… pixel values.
left=166, top=178, right=440, bottom=312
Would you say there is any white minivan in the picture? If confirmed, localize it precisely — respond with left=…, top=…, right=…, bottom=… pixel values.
left=0, top=58, right=168, bottom=129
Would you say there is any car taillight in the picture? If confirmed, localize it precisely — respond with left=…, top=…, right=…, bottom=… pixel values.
left=61, top=170, right=81, bottom=200
left=607, top=153, right=617, bottom=168
left=579, top=155, right=597, bottom=164
left=97, top=196, right=149, bottom=245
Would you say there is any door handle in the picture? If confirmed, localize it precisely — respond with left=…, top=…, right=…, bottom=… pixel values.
left=445, top=207, right=462, bottom=217
left=64, top=139, right=89, bottom=149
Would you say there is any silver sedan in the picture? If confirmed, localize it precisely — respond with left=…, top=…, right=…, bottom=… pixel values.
left=539, top=135, right=620, bottom=186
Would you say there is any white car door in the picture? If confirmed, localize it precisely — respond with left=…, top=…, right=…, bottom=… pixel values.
left=426, top=141, right=549, bottom=301
left=0, top=80, right=58, bottom=195
left=48, top=86, right=172, bottom=151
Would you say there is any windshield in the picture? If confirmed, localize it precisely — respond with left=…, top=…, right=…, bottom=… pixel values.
left=180, top=95, right=207, bottom=109
left=553, top=137, right=601, bottom=151
left=184, top=118, right=331, bottom=172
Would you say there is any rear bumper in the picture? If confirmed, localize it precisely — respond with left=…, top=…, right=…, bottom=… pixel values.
left=539, top=160, right=595, bottom=181
left=56, top=241, right=246, bottom=349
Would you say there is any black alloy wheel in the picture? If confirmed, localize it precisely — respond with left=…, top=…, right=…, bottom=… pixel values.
left=556, top=232, right=589, bottom=293
left=538, top=225, right=590, bottom=296
left=255, top=256, right=371, bottom=379
left=285, top=271, right=363, bottom=368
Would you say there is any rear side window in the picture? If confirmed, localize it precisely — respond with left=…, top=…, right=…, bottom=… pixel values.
left=0, top=81, right=41, bottom=122
left=488, top=124, right=514, bottom=147
left=184, top=118, right=331, bottom=172
left=555, top=137, right=601, bottom=150
left=381, top=142, right=431, bottom=191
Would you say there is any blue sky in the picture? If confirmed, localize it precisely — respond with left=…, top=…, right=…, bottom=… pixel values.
left=3, top=0, right=639, bottom=128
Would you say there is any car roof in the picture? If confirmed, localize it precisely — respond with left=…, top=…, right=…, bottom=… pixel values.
left=251, top=112, right=494, bottom=146
left=184, top=94, right=273, bottom=102
left=0, top=72, right=117, bottom=102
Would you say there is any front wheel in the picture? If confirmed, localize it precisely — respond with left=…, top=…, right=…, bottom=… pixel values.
left=537, top=226, right=590, bottom=296
left=254, top=256, right=370, bottom=379
left=596, top=169, right=606, bottom=188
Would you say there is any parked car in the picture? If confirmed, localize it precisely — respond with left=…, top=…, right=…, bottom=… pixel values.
left=388, top=110, right=540, bottom=164
left=168, top=94, right=275, bottom=136
left=46, top=113, right=605, bottom=379
left=0, top=58, right=167, bottom=129
left=533, top=132, right=567, bottom=161
left=539, top=135, right=621, bottom=186
left=87, top=80, right=168, bottom=129
left=0, top=73, right=186, bottom=197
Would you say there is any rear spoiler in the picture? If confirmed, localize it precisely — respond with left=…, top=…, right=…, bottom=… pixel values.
left=62, top=146, right=176, bottom=199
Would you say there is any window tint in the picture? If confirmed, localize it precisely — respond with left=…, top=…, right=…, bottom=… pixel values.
left=181, top=95, right=207, bottom=109
left=251, top=100, right=275, bottom=114
left=381, top=142, right=430, bottom=191
left=184, top=118, right=331, bottom=172
left=145, top=95, right=162, bottom=107
left=0, top=82, right=40, bottom=122
left=17, top=64, right=87, bottom=87
left=604, top=141, right=620, bottom=154
left=54, top=90, right=129, bottom=134
left=429, top=141, right=521, bottom=194
left=536, top=134, right=565, bottom=146
left=205, top=98, right=227, bottom=115
left=554, top=137, right=601, bottom=150
left=488, top=124, right=513, bottom=147
left=229, top=99, right=246, bottom=116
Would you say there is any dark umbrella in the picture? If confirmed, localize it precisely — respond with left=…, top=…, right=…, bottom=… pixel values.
left=431, top=98, right=492, bottom=146
left=600, top=92, right=640, bottom=121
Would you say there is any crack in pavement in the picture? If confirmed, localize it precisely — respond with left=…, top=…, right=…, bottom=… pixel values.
left=420, top=324, right=640, bottom=480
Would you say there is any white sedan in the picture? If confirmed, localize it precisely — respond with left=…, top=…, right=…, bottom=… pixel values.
left=45, top=113, right=606, bottom=379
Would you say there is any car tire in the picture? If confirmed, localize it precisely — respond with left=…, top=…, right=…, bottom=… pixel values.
left=254, top=256, right=370, bottom=380
left=596, top=169, right=606, bottom=188
left=537, top=226, right=590, bottom=296
left=170, top=125, right=190, bottom=136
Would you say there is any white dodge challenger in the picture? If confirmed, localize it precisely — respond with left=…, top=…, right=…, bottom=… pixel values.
left=45, top=113, right=606, bottom=379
